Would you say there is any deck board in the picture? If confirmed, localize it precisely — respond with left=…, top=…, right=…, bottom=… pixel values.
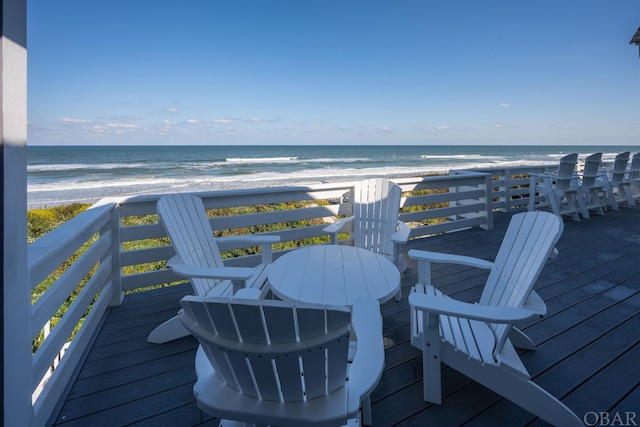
left=51, top=208, right=640, bottom=426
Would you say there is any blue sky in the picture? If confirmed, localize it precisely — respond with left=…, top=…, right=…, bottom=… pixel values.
left=27, top=1, right=640, bottom=146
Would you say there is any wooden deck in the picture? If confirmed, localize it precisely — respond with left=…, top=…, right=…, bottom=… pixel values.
left=50, top=208, right=640, bottom=427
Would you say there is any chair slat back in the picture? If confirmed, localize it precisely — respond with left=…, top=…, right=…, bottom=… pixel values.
left=352, top=178, right=402, bottom=256
left=629, top=153, right=640, bottom=181
left=180, top=296, right=351, bottom=402
left=478, top=211, right=563, bottom=355
left=157, top=194, right=225, bottom=295
left=554, top=153, right=578, bottom=190
left=612, top=151, right=631, bottom=183
left=581, top=152, right=602, bottom=188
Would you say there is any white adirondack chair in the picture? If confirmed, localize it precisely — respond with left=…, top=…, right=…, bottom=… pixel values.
left=578, top=152, right=606, bottom=216
left=147, top=193, right=280, bottom=344
left=600, top=151, right=636, bottom=208
left=179, top=293, right=384, bottom=427
left=408, top=211, right=583, bottom=426
left=528, top=153, right=587, bottom=221
left=324, top=178, right=410, bottom=299
left=628, top=152, right=640, bottom=200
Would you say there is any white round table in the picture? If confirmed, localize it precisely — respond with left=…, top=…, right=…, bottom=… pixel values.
left=268, top=245, right=400, bottom=307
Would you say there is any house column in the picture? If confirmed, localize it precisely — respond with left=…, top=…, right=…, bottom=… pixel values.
left=2, top=0, right=31, bottom=425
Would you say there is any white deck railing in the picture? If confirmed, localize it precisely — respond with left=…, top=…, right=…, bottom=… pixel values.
left=23, top=167, right=553, bottom=426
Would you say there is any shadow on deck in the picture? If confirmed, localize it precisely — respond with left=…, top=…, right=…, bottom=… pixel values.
left=51, top=209, right=640, bottom=426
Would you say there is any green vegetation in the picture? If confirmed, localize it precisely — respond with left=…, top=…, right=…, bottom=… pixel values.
left=29, top=203, right=95, bottom=305
left=27, top=203, right=91, bottom=243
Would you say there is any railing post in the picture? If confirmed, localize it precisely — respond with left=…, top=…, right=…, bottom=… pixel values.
left=502, top=169, right=511, bottom=212
left=481, top=172, right=494, bottom=230
left=108, top=204, right=123, bottom=306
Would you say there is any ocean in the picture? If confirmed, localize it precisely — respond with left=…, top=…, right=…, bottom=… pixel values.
left=27, top=145, right=640, bottom=208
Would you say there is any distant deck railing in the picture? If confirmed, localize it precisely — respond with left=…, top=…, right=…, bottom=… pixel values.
left=22, top=166, right=555, bottom=426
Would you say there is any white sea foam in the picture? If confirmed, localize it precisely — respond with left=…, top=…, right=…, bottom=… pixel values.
left=27, top=162, right=150, bottom=172
left=419, top=154, right=503, bottom=160
left=225, top=156, right=369, bottom=164
left=226, top=157, right=299, bottom=163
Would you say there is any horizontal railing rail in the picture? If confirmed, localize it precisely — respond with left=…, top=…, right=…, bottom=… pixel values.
left=24, top=166, right=555, bottom=426
left=451, top=165, right=556, bottom=212
left=27, top=202, right=119, bottom=425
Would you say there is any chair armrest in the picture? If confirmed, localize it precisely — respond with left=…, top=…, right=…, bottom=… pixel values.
left=390, top=221, right=411, bottom=244
left=323, top=216, right=353, bottom=233
left=409, top=291, right=546, bottom=323
left=324, top=216, right=353, bottom=245
left=408, top=249, right=493, bottom=270
left=347, top=298, right=384, bottom=415
left=167, top=256, right=256, bottom=281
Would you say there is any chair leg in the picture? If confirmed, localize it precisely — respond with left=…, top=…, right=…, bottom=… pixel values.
left=588, top=189, right=605, bottom=216
left=422, top=313, right=443, bottom=404
left=564, top=193, right=580, bottom=221
left=603, top=182, right=620, bottom=211
left=361, top=396, right=372, bottom=426
left=621, top=184, right=636, bottom=207
left=631, top=182, right=640, bottom=200
left=573, top=191, right=589, bottom=219
left=548, top=192, right=563, bottom=218
left=395, top=251, right=408, bottom=273
left=394, top=253, right=406, bottom=301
